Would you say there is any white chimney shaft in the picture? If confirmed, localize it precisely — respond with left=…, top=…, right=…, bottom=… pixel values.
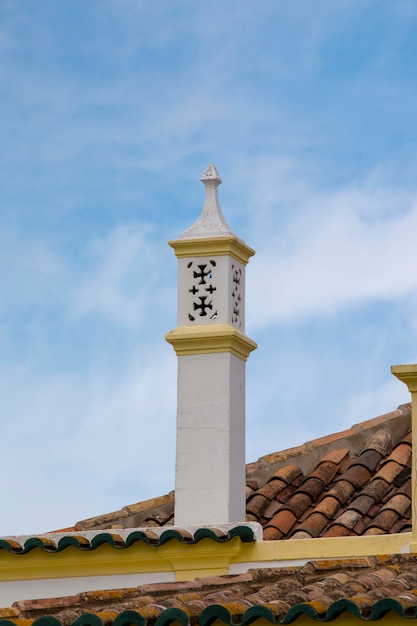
left=166, top=164, right=256, bottom=527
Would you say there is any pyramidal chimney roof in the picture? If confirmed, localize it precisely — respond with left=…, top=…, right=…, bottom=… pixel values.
left=179, top=163, right=235, bottom=239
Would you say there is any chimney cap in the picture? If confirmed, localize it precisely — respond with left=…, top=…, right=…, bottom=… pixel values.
left=179, top=163, right=236, bottom=240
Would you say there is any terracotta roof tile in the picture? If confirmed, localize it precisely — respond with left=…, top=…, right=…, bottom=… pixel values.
left=337, top=463, right=372, bottom=489
left=281, top=492, right=312, bottom=518
left=290, top=530, right=313, bottom=539
left=363, top=526, right=386, bottom=535
left=70, top=403, right=412, bottom=543
left=245, top=485, right=255, bottom=499
left=390, top=517, right=411, bottom=534
left=374, top=568, right=398, bottom=584
left=333, top=509, right=362, bottom=530
left=361, top=478, right=391, bottom=502
left=314, top=496, right=341, bottom=519
left=354, top=449, right=382, bottom=472
left=263, top=499, right=282, bottom=519
left=246, top=494, right=268, bottom=517
left=357, top=571, right=387, bottom=589
left=403, top=430, right=413, bottom=445
left=262, top=526, right=283, bottom=540
left=366, top=502, right=381, bottom=518
left=389, top=442, right=412, bottom=466
left=374, top=460, right=405, bottom=483
left=352, top=515, right=371, bottom=535
left=381, top=493, right=411, bottom=516
left=291, top=512, right=329, bottom=538
left=275, top=483, right=297, bottom=503
left=322, top=524, right=354, bottom=537
left=394, top=467, right=411, bottom=488
left=13, top=555, right=417, bottom=625
left=320, top=448, right=350, bottom=465
left=360, top=429, right=393, bottom=455
left=228, top=405, right=413, bottom=538
left=348, top=494, right=374, bottom=515
left=309, top=460, right=340, bottom=484
left=298, top=476, right=326, bottom=500
left=367, top=509, right=400, bottom=532
left=266, top=510, right=297, bottom=535
left=285, top=590, right=310, bottom=604
left=256, top=478, right=286, bottom=500
left=326, top=480, right=356, bottom=504
left=272, top=465, right=302, bottom=484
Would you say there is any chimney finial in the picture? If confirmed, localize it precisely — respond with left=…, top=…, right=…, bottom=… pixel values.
left=179, top=163, right=234, bottom=240
left=200, top=162, right=222, bottom=183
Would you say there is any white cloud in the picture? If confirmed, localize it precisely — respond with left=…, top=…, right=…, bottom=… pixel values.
left=0, top=220, right=179, bottom=534
left=69, top=223, right=173, bottom=328
left=247, top=183, right=417, bottom=329
left=0, top=229, right=66, bottom=313
left=343, top=377, right=411, bottom=429
left=0, top=342, right=176, bottom=536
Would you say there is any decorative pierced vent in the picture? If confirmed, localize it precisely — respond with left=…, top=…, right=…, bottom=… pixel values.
left=187, top=260, right=218, bottom=321
left=231, top=264, right=242, bottom=327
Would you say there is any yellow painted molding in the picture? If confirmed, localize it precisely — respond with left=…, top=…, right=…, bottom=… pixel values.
left=231, top=532, right=411, bottom=564
left=165, top=324, right=257, bottom=360
left=168, top=237, right=255, bottom=265
left=391, top=364, right=417, bottom=392
left=0, top=542, right=173, bottom=582
left=0, top=532, right=411, bottom=584
left=0, top=537, right=245, bottom=583
left=159, top=536, right=242, bottom=581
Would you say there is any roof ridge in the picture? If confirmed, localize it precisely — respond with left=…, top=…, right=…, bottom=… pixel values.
left=70, top=404, right=411, bottom=534
left=247, top=404, right=411, bottom=488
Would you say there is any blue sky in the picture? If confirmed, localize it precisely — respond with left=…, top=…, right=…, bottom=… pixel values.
left=1, top=1, right=417, bottom=535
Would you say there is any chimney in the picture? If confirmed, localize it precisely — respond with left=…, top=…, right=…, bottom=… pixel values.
left=391, top=364, right=417, bottom=550
left=166, top=164, right=257, bottom=527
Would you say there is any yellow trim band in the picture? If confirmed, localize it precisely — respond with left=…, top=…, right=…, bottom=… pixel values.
left=233, top=532, right=411, bottom=565
left=391, top=364, right=417, bottom=392
left=0, top=533, right=411, bottom=583
left=165, top=324, right=257, bottom=360
left=168, top=237, right=255, bottom=265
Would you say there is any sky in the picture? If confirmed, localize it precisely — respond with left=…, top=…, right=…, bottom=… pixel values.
left=1, top=1, right=417, bottom=535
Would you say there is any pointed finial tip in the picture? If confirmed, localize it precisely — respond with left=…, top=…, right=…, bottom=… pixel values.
left=200, top=162, right=222, bottom=184
left=178, top=162, right=233, bottom=239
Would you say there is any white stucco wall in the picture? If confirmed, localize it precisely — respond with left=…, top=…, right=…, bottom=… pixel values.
left=175, top=352, right=246, bottom=526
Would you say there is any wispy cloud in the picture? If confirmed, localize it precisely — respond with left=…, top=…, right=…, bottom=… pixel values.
left=248, top=181, right=417, bottom=328
left=69, top=224, right=174, bottom=328
left=1, top=1, right=417, bottom=535
left=0, top=341, right=176, bottom=536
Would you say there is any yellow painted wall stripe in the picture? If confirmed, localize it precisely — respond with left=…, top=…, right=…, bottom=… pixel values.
left=0, top=533, right=411, bottom=583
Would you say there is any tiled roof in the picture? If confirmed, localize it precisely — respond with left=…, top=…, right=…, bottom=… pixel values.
left=0, top=403, right=415, bottom=624
left=4, top=554, right=417, bottom=624
left=0, top=526, right=256, bottom=554
left=74, top=403, right=412, bottom=541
